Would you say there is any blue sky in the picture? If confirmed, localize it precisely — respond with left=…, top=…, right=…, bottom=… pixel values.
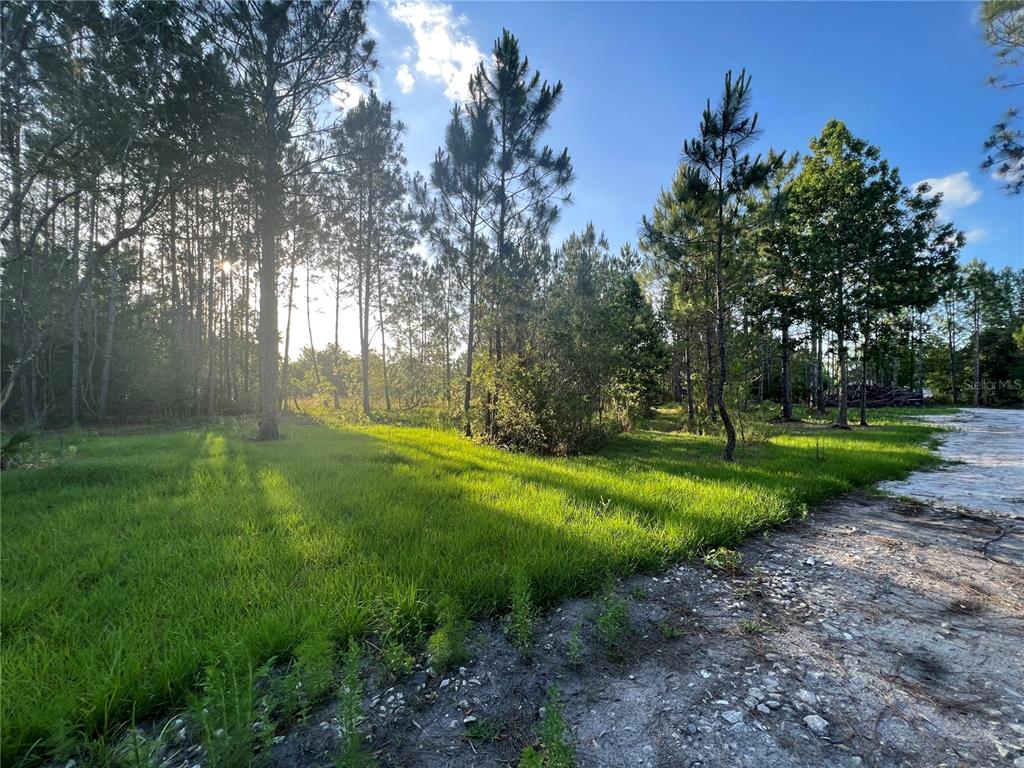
left=312, top=0, right=1023, bottom=352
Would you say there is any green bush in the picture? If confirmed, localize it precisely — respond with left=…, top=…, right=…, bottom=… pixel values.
left=426, top=596, right=471, bottom=672
left=518, top=686, right=577, bottom=767
left=506, top=574, right=539, bottom=657
left=594, top=588, right=630, bottom=651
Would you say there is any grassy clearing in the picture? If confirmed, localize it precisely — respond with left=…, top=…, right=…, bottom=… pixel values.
left=0, top=406, right=941, bottom=762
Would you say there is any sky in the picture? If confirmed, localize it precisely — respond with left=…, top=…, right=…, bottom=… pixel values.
left=299, top=0, right=1024, bottom=354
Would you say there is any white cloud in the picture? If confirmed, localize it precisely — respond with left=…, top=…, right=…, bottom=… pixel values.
left=964, top=227, right=989, bottom=244
left=912, top=171, right=981, bottom=219
left=331, top=82, right=368, bottom=111
left=387, top=0, right=483, bottom=102
left=396, top=64, right=416, bottom=94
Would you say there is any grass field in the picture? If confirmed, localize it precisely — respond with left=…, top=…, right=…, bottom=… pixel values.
left=0, top=406, right=943, bottom=762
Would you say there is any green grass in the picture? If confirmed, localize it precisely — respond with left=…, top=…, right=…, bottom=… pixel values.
left=0, top=406, right=941, bottom=763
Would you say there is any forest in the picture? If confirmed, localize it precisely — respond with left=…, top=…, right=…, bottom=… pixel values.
left=3, top=1, right=1021, bottom=458
left=2, top=2, right=1023, bottom=767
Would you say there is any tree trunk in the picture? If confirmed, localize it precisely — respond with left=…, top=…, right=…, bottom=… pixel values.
left=98, top=261, right=119, bottom=419
left=683, top=331, right=695, bottom=424
left=306, top=260, right=321, bottom=389
left=713, top=164, right=736, bottom=461
left=972, top=296, right=981, bottom=407
left=946, top=294, right=958, bottom=405
left=206, top=189, right=217, bottom=421
left=834, top=334, right=851, bottom=429
left=280, top=245, right=297, bottom=412
left=463, top=278, right=476, bottom=437
left=257, top=81, right=281, bottom=439
left=780, top=319, right=793, bottom=420
left=858, top=329, right=869, bottom=427
left=374, top=256, right=391, bottom=414
left=359, top=248, right=371, bottom=417
left=70, top=194, right=82, bottom=425
left=333, top=259, right=341, bottom=409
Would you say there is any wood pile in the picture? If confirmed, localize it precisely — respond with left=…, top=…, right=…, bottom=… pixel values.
left=826, top=384, right=924, bottom=408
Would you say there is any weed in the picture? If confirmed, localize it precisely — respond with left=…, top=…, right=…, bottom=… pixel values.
left=656, top=621, right=682, bottom=639
left=427, top=596, right=471, bottom=672
left=276, top=635, right=335, bottom=725
left=379, top=639, right=414, bottom=679
left=518, top=686, right=577, bottom=767
left=111, top=728, right=163, bottom=768
left=565, top=625, right=584, bottom=667
left=336, top=641, right=374, bottom=768
left=703, top=546, right=743, bottom=574
left=464, top=717, right=503, bottom=743
left=506, top=574, right=539, bottom=657
left=190, top=652, right=272, bottom=768
left=594, top=588, right=630, bottom=650
left=630, top=585, right=647, bottom=601
left=738, top=618, right=773, bottom=635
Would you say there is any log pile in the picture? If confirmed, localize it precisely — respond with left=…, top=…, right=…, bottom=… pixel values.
left=826, top=384, right=924, bottom=408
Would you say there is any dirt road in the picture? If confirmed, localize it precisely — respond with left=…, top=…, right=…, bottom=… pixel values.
left=880, top=408, right=1024, bottom=517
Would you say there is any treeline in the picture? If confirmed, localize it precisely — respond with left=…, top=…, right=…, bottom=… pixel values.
left=2, top=1, right=1021, bottom=459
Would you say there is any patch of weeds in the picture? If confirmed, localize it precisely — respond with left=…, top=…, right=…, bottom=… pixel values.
left=276, top=634, right=335, bottom=725
left=738, top=618, right=773, bottom=635
left=594, top=587, right=630, bottom=652
left=630, top=585, right=647, bottom=601
left=703, top=546, right=743, bottom=574
left=464, top=717, right=503, bottom=743
left=190, top=652, right=273, bottom=768
left=379, top=638, right=414, bottom=679
left=111, top=727, right=163, bottom=768
left=506, top=574, right=539, bottom=657
left=427, top=595, right=471, bottom=672
left=565, top=624, right=584, bottom=668
left=336, top=641, right=375, bottom=768
left=518, top=686, right=577, bottom=768
left=656, top=620, right=682, bottom=639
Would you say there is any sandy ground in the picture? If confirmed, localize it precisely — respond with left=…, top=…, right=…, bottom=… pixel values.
left=136, top=410, right=1024, bottom=767
left=880, top=409, right=1024, bottom=517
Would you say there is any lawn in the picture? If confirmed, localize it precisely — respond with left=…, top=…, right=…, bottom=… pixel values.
left=0, top=407, right=943, bottom=762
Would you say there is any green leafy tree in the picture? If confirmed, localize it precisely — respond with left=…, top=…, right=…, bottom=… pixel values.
left=416, top=95, right=494, bottom=435
left=676, top=70, right=777, bottom=458
left=207, top=0, right=375, bottom=439
left=980, top=0, right=1024, bottom=193
left=471, top=30, right=573, bottom=437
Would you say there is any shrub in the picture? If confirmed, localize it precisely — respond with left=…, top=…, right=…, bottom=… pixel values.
left=565, top=625, right=584, bottom=668
left=594, top=588, right=630, bottom=651
left=518, top=686, right=577, bottom=768
left=506, top=574, right=539, bottom=657
left=426, top=596, right=470, bottom=672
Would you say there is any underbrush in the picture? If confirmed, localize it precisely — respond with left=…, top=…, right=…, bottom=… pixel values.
left=0, top=405, right=940, bottom=763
